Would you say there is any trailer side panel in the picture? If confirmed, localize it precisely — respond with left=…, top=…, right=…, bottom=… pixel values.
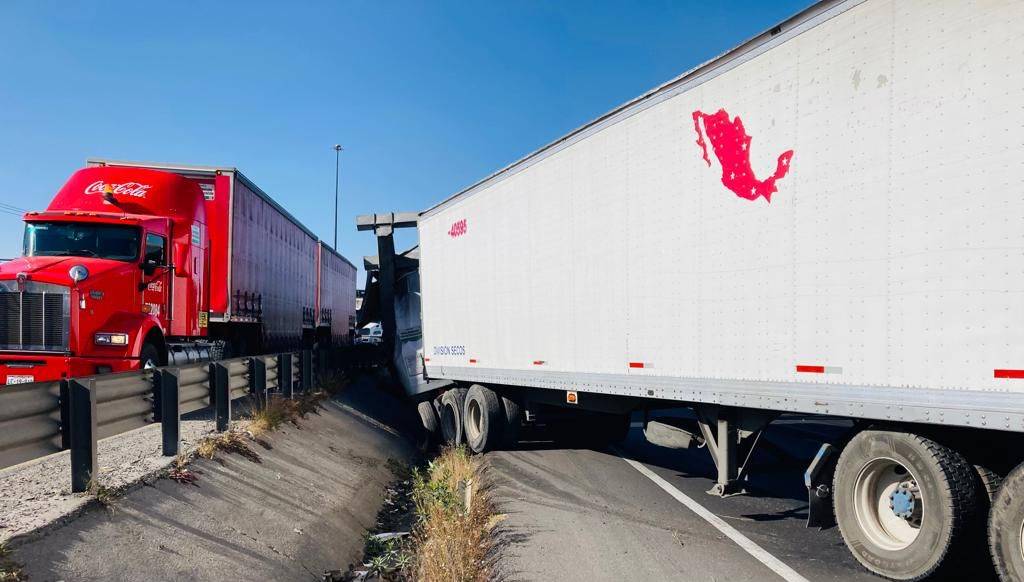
left=420, top=0, right=1024, bottom=430
left=230, top=177, right=317, bottom=350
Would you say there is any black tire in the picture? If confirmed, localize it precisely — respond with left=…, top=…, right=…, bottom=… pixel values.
left=439, top=388, right=468, bottom=446
left=976, top=465, right=1004, bottom=506
left=500, top=394, right=521, bottom=448
left=417, top=401, right=440, bottom=440
left=990, top=463, right=1024, bottom=582
left=463, top=384, right=502, bottom=454
left=833, top=430, right=982, bottom=581
left=210, top=340, right=231, bottom=361
left=139, top=342, right=163, bottom=370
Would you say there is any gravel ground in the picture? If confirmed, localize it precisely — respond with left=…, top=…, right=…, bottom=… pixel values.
left=0, top=411, right=225, bottom=545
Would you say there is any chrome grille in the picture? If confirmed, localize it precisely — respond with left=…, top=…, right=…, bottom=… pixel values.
left=0, top=284, right=70, bottom=352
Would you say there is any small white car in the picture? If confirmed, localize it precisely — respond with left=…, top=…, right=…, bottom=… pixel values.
left=355, top=325, right=383, bottom=345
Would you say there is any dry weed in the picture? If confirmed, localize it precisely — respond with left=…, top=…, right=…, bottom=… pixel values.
left=410, top=446, right=494, bottom=582
left=167, top=453, right=200, bottom=485
left=0, top=544, right=25, bottom=582
left=195, top=431, right=261, bottom=464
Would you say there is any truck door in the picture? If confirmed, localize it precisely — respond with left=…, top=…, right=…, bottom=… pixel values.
left=169, top=224, right=207, bottom=337
left=141, top=232, right=170, bottom=328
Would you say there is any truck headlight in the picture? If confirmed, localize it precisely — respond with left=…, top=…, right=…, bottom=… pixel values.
left=94, top=332, right=130, bottom=346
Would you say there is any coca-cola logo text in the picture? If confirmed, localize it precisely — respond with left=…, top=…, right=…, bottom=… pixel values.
left=84, top=181, right=152, bottom=198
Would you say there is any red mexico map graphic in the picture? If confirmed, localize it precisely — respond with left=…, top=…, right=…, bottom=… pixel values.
left=692, top=108, right=794, bottom=203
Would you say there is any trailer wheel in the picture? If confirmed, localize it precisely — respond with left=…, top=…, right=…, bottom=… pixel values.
left=976, top=465, right=1004, bottom=506
left=439, top=388, right=468, bottom=446
left=417, top=401, right=440, bottom=442
left=500, top=395, right=521, bottom=448
left=990, top=463, right=1024, bottom=581
left=833, top=430, right=981, bottom=581
left=463, top=384, right=502, bottom=454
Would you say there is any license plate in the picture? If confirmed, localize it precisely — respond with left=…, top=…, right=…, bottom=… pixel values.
left=5, top=375, right=34, bottom=385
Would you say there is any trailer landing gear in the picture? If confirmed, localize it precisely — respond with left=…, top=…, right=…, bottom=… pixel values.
left=694, top=405, right=775, bottom=497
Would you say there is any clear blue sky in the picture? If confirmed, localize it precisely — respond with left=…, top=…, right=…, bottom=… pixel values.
left=0, top=0, right=811, bottom=285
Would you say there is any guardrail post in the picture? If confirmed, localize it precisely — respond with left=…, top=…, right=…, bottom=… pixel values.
left=249, top=357, right=267, bottom=407
left=211, top=363, right=230, bottom=432
left=278, top=353, right=293, bottom=399
left=315, top=348, right=325, bottom=384
left=158, top=369, right=180, bottom=456
left=69, top=378, right=97, bottom=493
left=302, top=350, right=313, bottom=393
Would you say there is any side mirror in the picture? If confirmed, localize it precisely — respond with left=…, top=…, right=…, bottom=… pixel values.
left=173, top=243, right=189, bottom=277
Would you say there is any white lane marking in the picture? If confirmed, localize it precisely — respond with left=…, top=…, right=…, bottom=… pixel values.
left=325, top=400, right=402, bottom=438
left=617, top=453, right=811, bottom=582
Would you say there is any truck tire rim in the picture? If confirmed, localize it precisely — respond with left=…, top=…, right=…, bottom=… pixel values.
left=466, top=399, right=483, bottom=443
left=853, top=457, right=922, bottom=551
left=143, top=358, right=157, bottom=370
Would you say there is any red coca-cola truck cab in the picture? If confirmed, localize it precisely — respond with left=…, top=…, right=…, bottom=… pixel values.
left=0, top=160, right=356, bottom=385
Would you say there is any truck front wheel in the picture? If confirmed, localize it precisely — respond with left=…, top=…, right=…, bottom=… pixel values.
left=439, top=388, right=468, bottom=446
left=463, top=384, right=502, bottom=454
left=833, top=430, right=981, bottom=581
left=990, top=462, right=1024, bottom=581
left=139, top=342, right=163, bottom=370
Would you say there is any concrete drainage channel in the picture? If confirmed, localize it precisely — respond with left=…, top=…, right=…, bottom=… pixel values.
left=1, top=371, right=423, bottom=582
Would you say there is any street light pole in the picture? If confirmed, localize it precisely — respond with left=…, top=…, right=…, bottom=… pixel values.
left=333, top=144, right=344, bottom=249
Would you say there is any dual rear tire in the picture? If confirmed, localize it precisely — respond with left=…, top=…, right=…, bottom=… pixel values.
left=833, top=430, right=984, bottom=581
left=463, top=384, right=503, bottom=453
left=439, top=388, right=469, bottom=446
left=429, top=384, right=519, bottom=453
left=990, top=463, right=1024, bottom=581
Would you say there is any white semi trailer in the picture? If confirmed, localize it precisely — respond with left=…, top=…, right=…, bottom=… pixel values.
left=358, top=0, right=1024, bottom=579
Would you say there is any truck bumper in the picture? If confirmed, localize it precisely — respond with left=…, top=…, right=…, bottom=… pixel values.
left=0, top=353, right=137, bottom=385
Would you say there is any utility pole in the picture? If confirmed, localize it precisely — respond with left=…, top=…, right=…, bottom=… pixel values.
left=333, top=144, right=344, bottom=249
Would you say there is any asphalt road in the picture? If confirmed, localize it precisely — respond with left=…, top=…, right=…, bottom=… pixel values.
left=488, top=414, right=994, bottom=582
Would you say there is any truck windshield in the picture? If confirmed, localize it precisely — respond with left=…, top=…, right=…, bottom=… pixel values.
left=23, top=222, right=141, bottom=261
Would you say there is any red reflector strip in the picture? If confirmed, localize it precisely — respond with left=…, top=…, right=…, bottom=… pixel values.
left=469, top=358, right=477, bottom=364
left=629, top=362, right=645, bottom=369
left=533, top=360, right=545, bottom=365
left=796, top=365, right=843, bottom=374
left=995, top=369, right=1024, bottom=379
left=424, top=358, right=430, bottom=362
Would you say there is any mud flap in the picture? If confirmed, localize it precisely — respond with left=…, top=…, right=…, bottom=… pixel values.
left=805, top=442, right=838, bottom=529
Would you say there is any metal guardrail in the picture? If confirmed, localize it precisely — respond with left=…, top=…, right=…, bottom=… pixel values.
left=0, top=381, right=62, bottom=469
left=95, top=371, right=154, bottom=440
left=0, top=347, right=342, bottom=490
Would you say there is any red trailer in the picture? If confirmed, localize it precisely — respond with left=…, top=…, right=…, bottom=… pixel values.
left=0, top=159, right=356, bottom=384
left=317, top=241, right=357, bottom=346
